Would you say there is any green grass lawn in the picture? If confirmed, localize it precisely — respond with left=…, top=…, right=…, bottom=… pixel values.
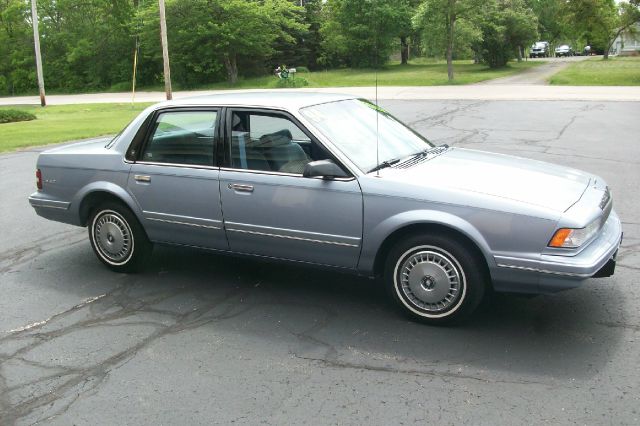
left=203, top=59, right=543, bottom=89
left=0, top=103, right=151, bottom=153
left=549, top=56, right=640, bottom=86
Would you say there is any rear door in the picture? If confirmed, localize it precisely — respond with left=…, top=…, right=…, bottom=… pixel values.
left=126, top=108, right=227, bottom=250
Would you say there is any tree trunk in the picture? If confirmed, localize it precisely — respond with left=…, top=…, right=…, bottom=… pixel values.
left=604, top=37, right=611, bottom=60
left=224, top=53, right=238, bottom=84
left=517, top=45, right=523, bottom=62
left=400, top=36, right=409, bottom=65
left=605, top=29, right=624, bottom=60
left=446, top=1, right=455, bottom=82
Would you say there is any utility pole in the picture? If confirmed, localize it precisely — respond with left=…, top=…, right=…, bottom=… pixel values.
left=158, top=0, right=172, bottom=100
left=30, top=0, right=46, bottom=106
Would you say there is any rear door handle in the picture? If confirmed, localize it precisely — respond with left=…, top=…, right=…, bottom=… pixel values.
left=134, top=175, right=151, bottom=183
left=228, top=183, right=254, bottom=193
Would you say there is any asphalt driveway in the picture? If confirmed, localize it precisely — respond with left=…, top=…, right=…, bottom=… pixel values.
left=477, top=56, right=592, bottom=85
left=1, top=99, right=639, bottom=425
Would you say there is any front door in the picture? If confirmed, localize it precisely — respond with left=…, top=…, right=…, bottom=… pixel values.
left=127, top=108, right=228, bottom=250
left=219, top=109, right=362, bottom=268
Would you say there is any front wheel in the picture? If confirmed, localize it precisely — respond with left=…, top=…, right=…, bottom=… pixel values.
left=88, top=202, right=152, bottom=272
left=384, top=233, right=487, bottom=325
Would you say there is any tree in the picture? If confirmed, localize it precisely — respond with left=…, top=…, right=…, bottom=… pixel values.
left=137, top=0, right=306, bottom=85
left=397, top=0, right=419, bottom=65
left=320, top=0, right=412, bottom=68
left=528, top=0, right=569, bottom=43
left=477, top=0, right=538, bottom=67
left=604, top=0, right=640, bottom=58
left=301, top=0, right=324, bottom=70
left=413, top=0, right=481, bottom=80
left=563, top=0, right=617, bottom=57
left=0, top=0, right=34, bottom=95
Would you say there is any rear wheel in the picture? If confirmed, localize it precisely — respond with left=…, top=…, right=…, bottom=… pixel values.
left=88, top=202, right=151, bottom=272
left=384, top=233, right=486, bottom=325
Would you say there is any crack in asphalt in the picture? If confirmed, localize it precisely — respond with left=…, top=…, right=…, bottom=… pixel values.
left=0, top=275, right=253, bottom=425
left=596, top=321, right=640, bottom=332
left=290, top=354, right=559, bottom=388
left=0, top=229, right=86, bottom=274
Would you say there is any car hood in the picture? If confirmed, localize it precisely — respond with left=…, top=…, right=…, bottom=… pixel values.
left=382, top=148, right=591, bottom=212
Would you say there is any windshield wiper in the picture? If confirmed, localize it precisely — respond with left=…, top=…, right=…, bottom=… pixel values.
left=411, top=144, right=449, bottom=158
left=368, top=158, right=401, bottom=173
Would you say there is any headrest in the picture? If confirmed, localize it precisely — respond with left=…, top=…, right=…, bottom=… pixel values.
left=259, top=129, right=293, bottom=147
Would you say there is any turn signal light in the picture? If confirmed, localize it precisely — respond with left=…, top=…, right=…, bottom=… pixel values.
left=548, top=220, right=600, bottom=248
left=36, top=169, right=42, bottom=190
left=549, top=228, right=572, bottom=247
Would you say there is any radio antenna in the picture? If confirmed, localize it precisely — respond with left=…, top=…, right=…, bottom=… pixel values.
left=375, top=6, right=380, bottom=177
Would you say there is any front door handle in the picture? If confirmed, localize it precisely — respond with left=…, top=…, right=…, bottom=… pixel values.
left=134, top=175, right=151, bottom=183
left=228, top=183, right=254, bottom=193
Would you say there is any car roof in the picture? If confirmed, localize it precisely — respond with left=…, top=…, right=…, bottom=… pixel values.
left=157, top=91, right=357, bottom=111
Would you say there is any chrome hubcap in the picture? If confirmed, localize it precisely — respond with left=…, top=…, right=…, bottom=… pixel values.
left=399, top=249, right=462, bottom=313
left=94, top=212, right=132, bottom=263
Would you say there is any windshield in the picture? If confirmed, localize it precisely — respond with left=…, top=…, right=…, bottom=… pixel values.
left=300, top=99, right=433, bottom=173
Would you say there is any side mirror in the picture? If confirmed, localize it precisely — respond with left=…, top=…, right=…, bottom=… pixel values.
left=303, top=159, right=349, bottom=179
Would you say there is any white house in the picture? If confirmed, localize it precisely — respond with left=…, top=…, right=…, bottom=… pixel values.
left=611, top=23, right=640, bottom=55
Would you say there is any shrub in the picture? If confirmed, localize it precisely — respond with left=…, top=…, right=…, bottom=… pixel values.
left=108, top=81, right=132, bottom=92
left=275, top=77, right=309, bottom=88
left=0, top=109, right=37, bottom=124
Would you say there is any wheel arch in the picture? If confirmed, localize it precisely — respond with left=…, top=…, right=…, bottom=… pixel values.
left=367, top=214, right=495, bottom=286
left=74, top=182, right=142, bottom=227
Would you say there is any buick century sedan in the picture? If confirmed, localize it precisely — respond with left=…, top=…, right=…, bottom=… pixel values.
left=29, top=92, right=622, bottom=324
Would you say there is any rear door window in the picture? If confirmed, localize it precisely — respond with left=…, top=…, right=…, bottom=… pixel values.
left=142, top=110, right=218, bottom=166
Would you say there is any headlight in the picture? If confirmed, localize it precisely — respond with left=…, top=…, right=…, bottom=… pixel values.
left=548, top=220, right=600, bottom=248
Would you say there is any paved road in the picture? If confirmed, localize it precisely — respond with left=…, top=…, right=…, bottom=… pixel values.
left=477, top=56, right=592, bottom=85
left=2, top=73, right=640, bottom=106
left=1, top=100, right=639, bottom=425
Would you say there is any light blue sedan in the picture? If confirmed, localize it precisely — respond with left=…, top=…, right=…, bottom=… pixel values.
left=29, top=92, right=622, bottom=324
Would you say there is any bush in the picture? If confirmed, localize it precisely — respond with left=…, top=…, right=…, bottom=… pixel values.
left=275, top=77, right=309, bottom=88
left=0, top=109, right=37, bottom=124
left=108, top=81, right=132, bottom=92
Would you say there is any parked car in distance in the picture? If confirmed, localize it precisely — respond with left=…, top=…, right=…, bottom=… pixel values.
left=29, top=92, right=622, bottom=325
left=530, top=41, right=550, bottom=58
left=555, top=44, right=574, bottom=57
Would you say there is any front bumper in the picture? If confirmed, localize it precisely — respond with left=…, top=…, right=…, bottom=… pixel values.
left=537, top=210, right=621, bottom=278
left=492, top=210, right=622, bottom=293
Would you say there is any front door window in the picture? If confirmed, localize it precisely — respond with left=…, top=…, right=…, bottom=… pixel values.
left=229, top=111, right=332, bottom=175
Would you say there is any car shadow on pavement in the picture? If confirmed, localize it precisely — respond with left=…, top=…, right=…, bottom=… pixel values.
left=135, top=244, right=625, bottom=382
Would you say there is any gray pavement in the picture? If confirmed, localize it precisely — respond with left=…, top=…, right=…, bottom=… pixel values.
left=1, top=100, right=639, bottom=425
